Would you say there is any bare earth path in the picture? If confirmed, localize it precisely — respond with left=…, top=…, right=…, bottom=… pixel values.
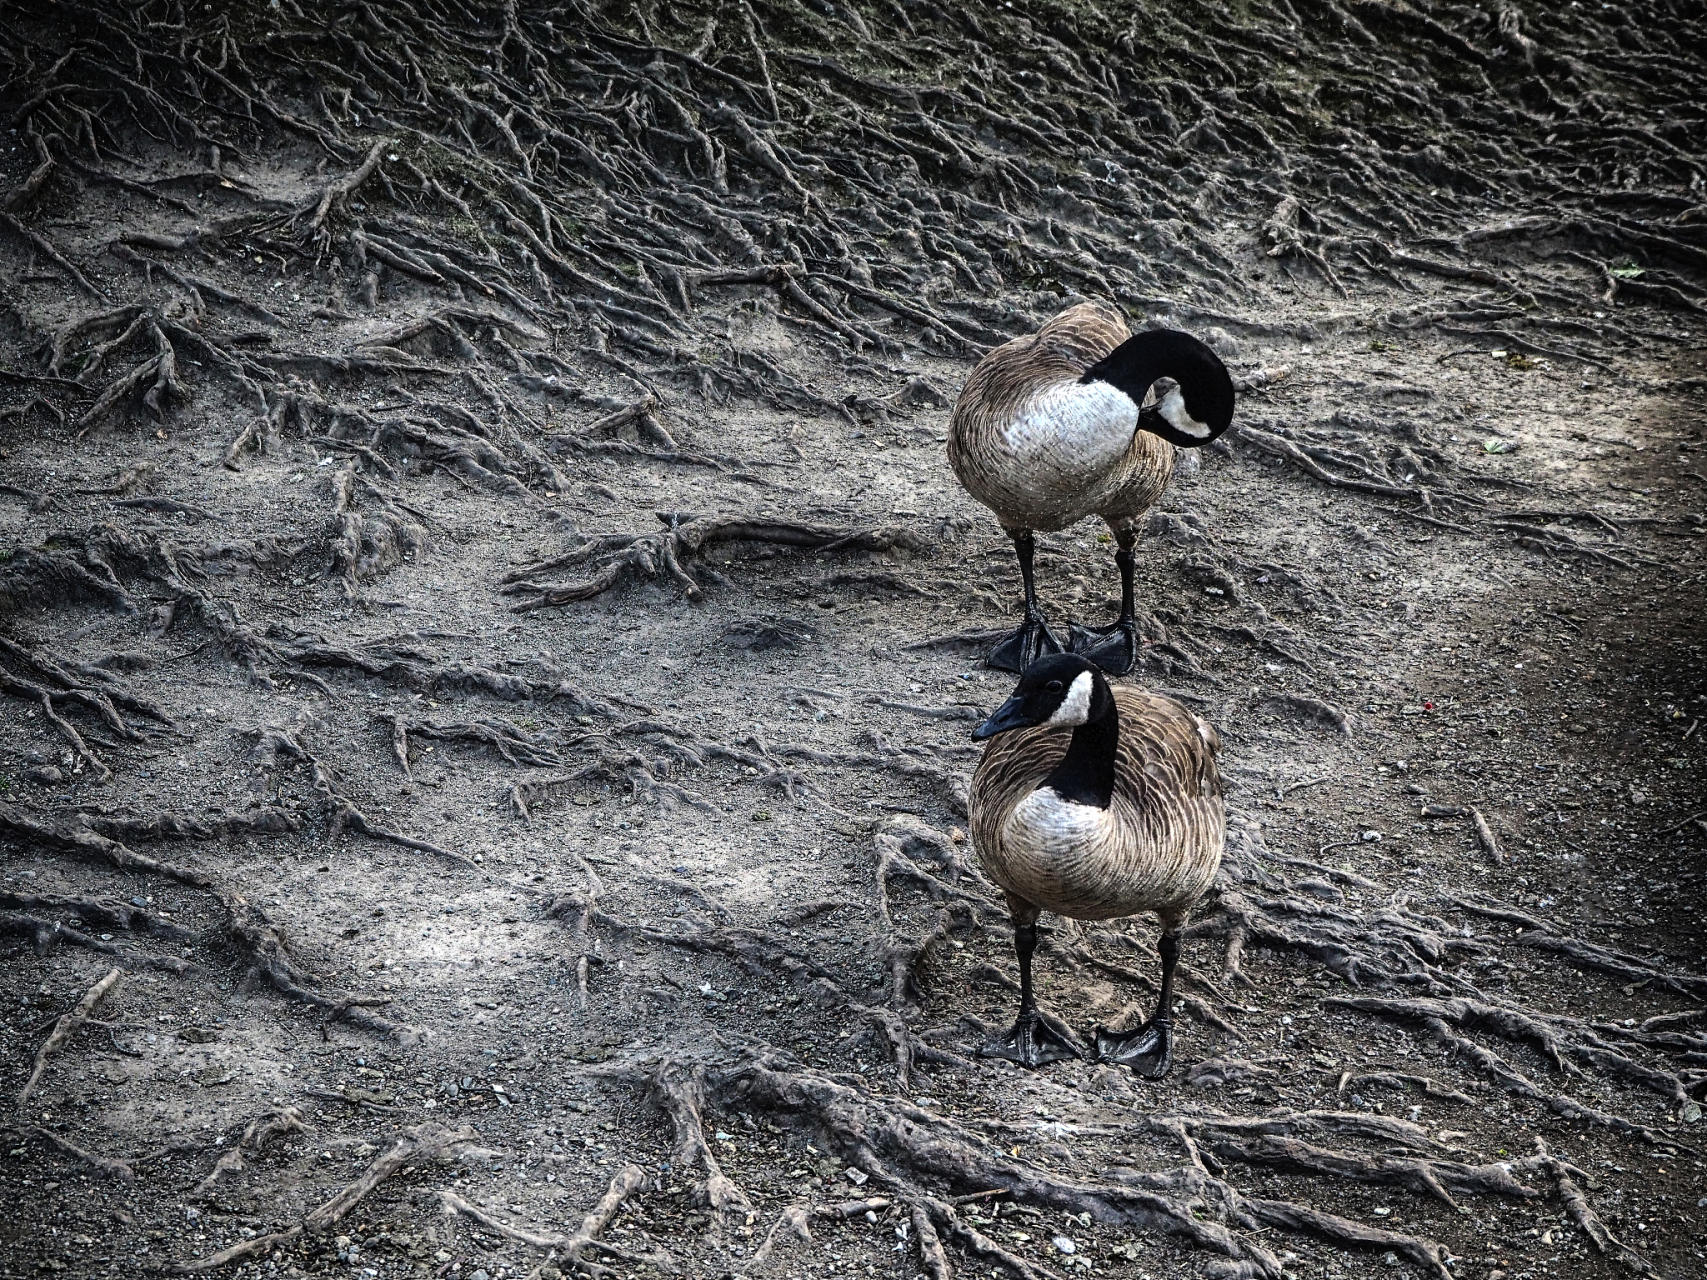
left=1, top=3, right=1705, bottom=1280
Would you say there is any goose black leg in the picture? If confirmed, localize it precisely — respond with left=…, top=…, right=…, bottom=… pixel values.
left=1068, top=528, right=1139, bottom=676
left=980, top=921, right=1083, bottom=1067
left=1095, top=928, right=1179, bottom=1078
left=987, top=528, right=1063, bottom=673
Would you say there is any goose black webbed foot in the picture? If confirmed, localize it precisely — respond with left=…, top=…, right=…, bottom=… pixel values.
left=1067, top=618, right=1139, bottom=676
left=1095, top=1016, right=1173, bottom=1078
left=986, top=616, right=1064, bottom=674
left=980, top=1008, right=1085, bottom=1068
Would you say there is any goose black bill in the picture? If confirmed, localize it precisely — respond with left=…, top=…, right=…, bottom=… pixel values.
left=973, top=695, right=1031, bottom=740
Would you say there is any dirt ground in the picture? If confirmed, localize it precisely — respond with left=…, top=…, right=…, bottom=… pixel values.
left=3, top=3, right=1707, bottom=1280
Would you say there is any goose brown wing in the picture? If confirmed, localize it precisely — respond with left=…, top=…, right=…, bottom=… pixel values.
left=1108, top=686, right=1226, bottom=891
left=1033, top=301, right=1131, bottom=368
left=947, top=302, right=1132, bottom=464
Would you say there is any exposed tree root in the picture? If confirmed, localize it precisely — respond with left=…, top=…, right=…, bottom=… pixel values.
left=576, top=800, right=1677, bottom=1277
left=0, top=537, right=137, bottom=613
left=504, top=514, right=928, bottom=610
left=1233, top=420, right=1471, bottom=513
left=691, top=1050, right=1458, bottom=1280
left=278, top=631, right=644, bottom=716
left=0, top=892, right=190, bottom=941
left=251, top=719, right=474, bottom=869
left=19, top=965, right=123, bottom=1105
left=1192, top=1132, right=1537, bottom=1213
left=1514, top=932, right=1707, bottom=1000
left=4, top=790, right=410, bottom=1040
left=1327, top=994, right=1695, bottom=1113
left=439, top=1164, right=667, bottom=1279
left=388, top=715, right=563, bottom=772
left=0, top=634, right=174, bottom=741
left=193, top=1106, right=308, bottom=1197
left=84, top=809, right=302, bottom=843
left=1534, top=1137, right=1655, bottom=1276
left=0, top=802, right=210, bottom=885
left=752, top=1203, right=813, bottom=1265
left=649, top=1058, right=755, bottom=1218
left=217, top=883, right=413, bottom=1042
left=0, top=909, right=191, bottom=973
left=20, top=1124, right=136, bottom=1181
left=1491, top=516, right=1642, bottom=569
left=328, top=467, right=432, bottom=597
left=10, top=527, right=283, bottom=681
left=1343, top=1073, right=1475, bottom=1106
left=168, top=1123, right=477, bottom=1272
left=2, top=3, right=1701, bottom=1277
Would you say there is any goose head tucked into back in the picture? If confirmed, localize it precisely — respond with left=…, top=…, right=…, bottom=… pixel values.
left=947, top=303, right=1237, bottom=677
left=1081, top=326, right=1237, bottom=449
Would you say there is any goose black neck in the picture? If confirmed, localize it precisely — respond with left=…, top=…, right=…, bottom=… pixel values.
left=1043, top=687, right=1119, bottom=809
left=1079, top=329, right=1234, bottom=440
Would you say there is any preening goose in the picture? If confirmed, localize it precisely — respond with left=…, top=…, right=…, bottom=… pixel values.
left=947, top=302, right=1236, bottom=675
left=969, top=653, right=1225, bottom=1076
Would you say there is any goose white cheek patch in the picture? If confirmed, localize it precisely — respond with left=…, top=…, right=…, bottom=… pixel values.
left=1044, top=671, right=1095, bottom=727
left=1158, top=387, right=1213, bottom=440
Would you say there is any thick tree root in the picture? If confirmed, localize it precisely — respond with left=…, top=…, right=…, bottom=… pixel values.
left=0, top=892, right=190, bottom=941
left=0, top=909, right=191, bottom=973
left=1515, top=932, right=1707, bottom=999
left=1193, top=1132, right=1538, bottom=1212
left=168, top=1123, right=477, bottom=1272
left=84, top=809, right=301, bottom=843
left=328, top=467, right=432, bottom=596
left=1326, top=995, right=1692, bottom=1108
left=689, top=1051, right=1457, bottom=1280
left=0, top=803, right=209, bottom=885
left=217, top=884, right=413, bottom=1042
left=0, top=546, right=137, bottom=614
left=9, top=527, right=283, bottom=681
left=752, top=1204, right=813, bottom=1265
left=3, top=794, right=408, bottom=1039
left=649, top=1058, right=755, bottom=1218
left=1534, top=1137, right=1655, bottom=1276
left=0, top=633, right=174, bottom=740
left=278, top=631, right=643, bottom=716
left=388, top=715, right=563, bottom=772
left=20, top=1125, right=136, bottom=1180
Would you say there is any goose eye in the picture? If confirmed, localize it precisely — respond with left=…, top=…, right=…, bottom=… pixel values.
left=1045, top=680, right=1063, bottom=693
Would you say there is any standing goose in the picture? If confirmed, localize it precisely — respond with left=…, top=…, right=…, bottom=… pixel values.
left=969, top=653, right=1224, bottom=1076
left=947, top=302, right=1236, bottom=675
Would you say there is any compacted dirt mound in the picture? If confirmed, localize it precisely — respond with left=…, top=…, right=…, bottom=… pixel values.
left=1, top=2, right=1705, bottom=1279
